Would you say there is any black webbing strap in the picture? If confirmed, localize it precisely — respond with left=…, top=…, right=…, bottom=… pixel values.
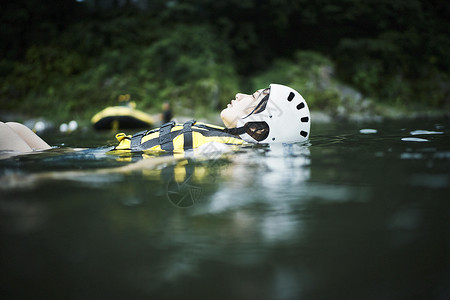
left=224, top=126, right=246, bottom=136
left=137, top=130, right=182, bottom=151
left=133, top=137, right=159, bottom=152
left=195, top=123, right=243, bottom=138
left=159, top=121, right=176, bottom=151
left=130, top=130, right=147, bottom=149
left=182, top=120, right=196, bottom=150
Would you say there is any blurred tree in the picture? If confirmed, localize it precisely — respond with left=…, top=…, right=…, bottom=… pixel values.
left=0, top=0, right=86, bottom=60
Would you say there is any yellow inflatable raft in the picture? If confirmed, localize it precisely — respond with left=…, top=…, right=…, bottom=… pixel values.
left=91, top=95, right=155, bottom=130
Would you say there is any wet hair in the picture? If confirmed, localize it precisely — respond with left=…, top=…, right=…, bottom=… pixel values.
left=243, top=91, right=270, bottom=119
left=253, top=94, right=269, bottom=114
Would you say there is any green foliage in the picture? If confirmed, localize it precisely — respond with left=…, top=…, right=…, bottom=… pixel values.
left=136, top=25, right=239, bottom=109
left=252, top=51, right=342, bottom=112
left=0, top=21, right=240, bottom=122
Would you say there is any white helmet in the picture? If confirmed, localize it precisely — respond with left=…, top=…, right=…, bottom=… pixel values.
left=232, top=84, right=311, bottom=143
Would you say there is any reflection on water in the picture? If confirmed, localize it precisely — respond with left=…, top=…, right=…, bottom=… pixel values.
left=0, top=119, right=449, bottom=299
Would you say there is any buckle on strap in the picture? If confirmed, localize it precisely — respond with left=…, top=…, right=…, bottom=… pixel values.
left=130, top=130, right=147, bottom=149
left=159, top=121, right=176, bottom=151
left=182, top=120, right=196, bottom=150
left=183, top=120, right=196, bottom=131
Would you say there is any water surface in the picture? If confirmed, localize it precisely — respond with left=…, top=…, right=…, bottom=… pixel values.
left=1, top=119, right=449, bottom=299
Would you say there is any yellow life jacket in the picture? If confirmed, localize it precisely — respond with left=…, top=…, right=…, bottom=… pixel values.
left=112, top=120, right=243, bottom=153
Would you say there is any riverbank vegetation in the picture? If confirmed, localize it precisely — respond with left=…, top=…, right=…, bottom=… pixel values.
left=1, top=0, right=449, bottom=123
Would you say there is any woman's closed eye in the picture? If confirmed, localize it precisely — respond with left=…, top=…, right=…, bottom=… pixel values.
left=253, top=88, right=270, bottom=100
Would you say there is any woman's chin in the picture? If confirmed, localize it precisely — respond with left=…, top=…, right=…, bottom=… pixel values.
left=220, top=110, right=233, bottom=128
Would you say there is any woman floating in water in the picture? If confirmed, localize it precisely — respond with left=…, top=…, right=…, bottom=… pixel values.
left=0, top=84, right=310, bottom=154
left=0, top=84, right=311, bottom=188
left=112, top=84, right=310, bottom=153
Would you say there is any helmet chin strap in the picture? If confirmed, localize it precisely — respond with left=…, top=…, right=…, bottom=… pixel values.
left=224, top=126, right=246, bottom=136
left=225, top=121, right=270, bottom=142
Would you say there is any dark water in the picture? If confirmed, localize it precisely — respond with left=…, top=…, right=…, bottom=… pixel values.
left=1, top=119, right=449, bottom=299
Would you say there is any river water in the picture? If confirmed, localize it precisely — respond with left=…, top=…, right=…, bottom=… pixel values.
left=1, top=118, right=449, bottom=299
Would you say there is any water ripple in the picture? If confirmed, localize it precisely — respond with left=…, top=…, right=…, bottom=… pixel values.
left=359, top=129, right=377, bottom=134
left=410, top=130, right=443, bottom=135
left=401, top=137, right=429, bottom=142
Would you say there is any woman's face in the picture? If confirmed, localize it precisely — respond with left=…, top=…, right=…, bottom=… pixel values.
left=221, top=88, right=270, bottom=128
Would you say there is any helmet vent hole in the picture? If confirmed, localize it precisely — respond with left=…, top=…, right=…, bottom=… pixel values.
left=300, top=131, right=308, bottom=137
left=287, top=92, right=295, bottom=102
left=301, top=116, right=309, bottom=122
left=296, top=102, right=305, bottom=110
